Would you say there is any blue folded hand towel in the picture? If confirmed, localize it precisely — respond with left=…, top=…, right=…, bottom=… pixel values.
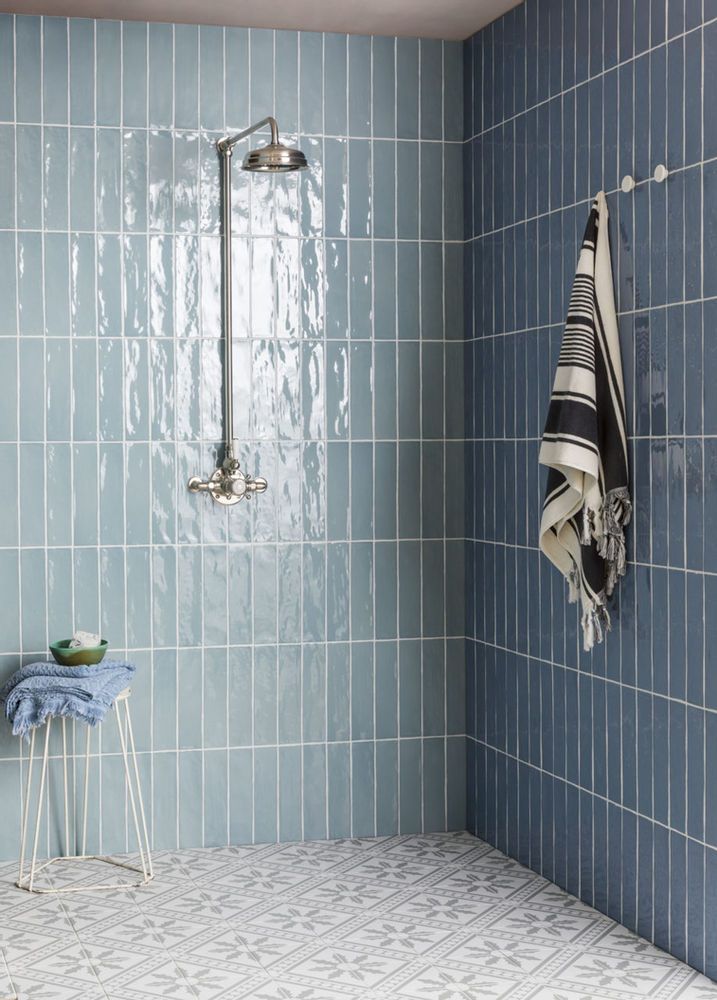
left=0, top=660, right=136, bottom=739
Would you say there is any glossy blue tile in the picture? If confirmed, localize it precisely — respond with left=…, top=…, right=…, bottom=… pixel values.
left=121, top=20, right=147, bottom=128
left=275, top=31, right=298, bottom=136
left=199, top=26, right=223, bottom=131
left=373, top=36, right=396, bottom=139
left=16, top=16, right=41, bottom=123
left=299, top=32, right=323, bottom=135
left=223, top=27, right=248, bottom=131
left=42, top=17, right=68, bottom=123
left=17, top=232, right=43, bottom=334
left=69, top=18, right=93, bottom=125
left=348, top=34, right=370, bottom=138
left=95, top=20, right=121, bottom=125
left=174, top=25, right=199, bottom=130
left=0, top=16, right=14, bottom=122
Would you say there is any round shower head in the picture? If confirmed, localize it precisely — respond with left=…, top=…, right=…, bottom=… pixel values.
left=242, top=142, right=308, bottom=173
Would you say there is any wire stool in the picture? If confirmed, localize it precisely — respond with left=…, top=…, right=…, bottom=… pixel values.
left=17, top=687, right=153, bottom=893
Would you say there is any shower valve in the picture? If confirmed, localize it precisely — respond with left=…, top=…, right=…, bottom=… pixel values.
left=188, top=464, right=268, bottom=506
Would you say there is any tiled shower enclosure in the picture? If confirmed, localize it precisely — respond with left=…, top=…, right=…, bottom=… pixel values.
left=2, top=0, right=717, bottom=989
left=0, top=14, right=465, bottom=857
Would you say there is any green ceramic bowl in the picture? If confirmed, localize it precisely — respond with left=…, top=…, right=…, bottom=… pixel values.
left=50, top=639, right=108, bottom=667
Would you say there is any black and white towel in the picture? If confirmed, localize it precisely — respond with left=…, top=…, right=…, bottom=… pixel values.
left=539, top=191, right=631, bottom=651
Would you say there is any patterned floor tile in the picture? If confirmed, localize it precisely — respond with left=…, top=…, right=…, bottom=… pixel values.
left=176, top=925, right=304, bottom=970
left=484, top=903, right=606, bottom=944
left=296, top=876, right=400, bottom=912
left=442, top=935, right=561, bottom=975
left=241, top=899, right=358, bottom=938
left=139, top=881, right=266, bottom=922
left=284, top=944, right=404, bottom=989
left=0, top=949, right=13, bottom=1000
left=235, top=978, right=344, bottom=1000
left=339, top=855, right=441, bottom=888
left=429, top=864, right=536, bottom=901
left=551, top=951, right=691, bottom=996
left=3, top=971, right=105, bottom=1000
left=0, top=921, right=76, bottom=967
left=105, top=956, right=202, bottom=999
left=387, top=888, right=496, bottom=926
left=10, top=942, right=106, bottom=989
left=2, top=833, right=717, bottom=1000
left=339, top=914, right=454, bottom=957
left=394, top=963, right=521, bottom=999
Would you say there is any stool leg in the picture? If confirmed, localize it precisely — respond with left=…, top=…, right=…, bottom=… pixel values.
left=116, top=701, right=150, bottom=883
left=61, top=718, right=70, bottom=857
left=18, top=728, right=37, bottom=886
left=29, top=718, right=52, bottom=892
left=81, top=724, right=91, bottom=857
left=125, top=702, right=153, bottom=878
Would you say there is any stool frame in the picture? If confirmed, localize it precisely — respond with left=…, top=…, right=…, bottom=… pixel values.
left=16, top=689, right=153, bottom=893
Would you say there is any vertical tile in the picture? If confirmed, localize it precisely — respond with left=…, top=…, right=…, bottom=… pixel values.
left=373, top=36, right=395, bottom=139
left=43, top=17, right=68, bottom=124
left=0, top=15, right=14, bottom=122
left=348, top=35, right=371, bottom=137
left=396, top=38, right=419, bottom=139
left=299, top=32, right=323, bottom=135
left=200, top=25, right=224, bottom=131
left=175, top=24, right=199, bottom=129
left=69, top=18, right=94, bottom=125
left=276, top=30, right=299, bottom=135
left=16, top=16, right=41, bottom=123
left=225, top=26, right=249, bottom=129
left=122, top=20, right=147, bottom=128
left=96, top=20, right=121, bottom=125
left=149, top=22, right=174, bottom=128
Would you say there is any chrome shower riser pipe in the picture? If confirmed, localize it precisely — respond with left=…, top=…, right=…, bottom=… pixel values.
left=188, top=116, right=306, bottom=506
left=187, top=137, right=267, bottom=505
left=220, top=144, right=235, bottom=462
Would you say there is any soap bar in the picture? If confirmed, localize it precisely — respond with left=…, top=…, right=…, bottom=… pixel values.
left=69, top=630, right=101, bottom=648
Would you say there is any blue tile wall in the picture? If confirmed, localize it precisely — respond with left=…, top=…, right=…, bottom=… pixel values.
left=0, top=14, right=465, bottom=859
left=464, top=0, right=717, bottom=979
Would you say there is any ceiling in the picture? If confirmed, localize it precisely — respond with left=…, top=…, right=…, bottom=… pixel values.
left=1, top=0, right=522, bottom=41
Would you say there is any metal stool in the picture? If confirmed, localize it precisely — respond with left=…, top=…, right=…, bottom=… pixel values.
left=17, top=687, right=153, bottom=893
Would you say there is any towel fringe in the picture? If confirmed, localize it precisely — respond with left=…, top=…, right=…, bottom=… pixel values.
left=596, top=486, right=632, bottom=596
left=581, top=599, right=611, bottom=652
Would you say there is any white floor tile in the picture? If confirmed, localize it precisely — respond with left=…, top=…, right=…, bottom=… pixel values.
left=1, top=833, right=716, bottom=1000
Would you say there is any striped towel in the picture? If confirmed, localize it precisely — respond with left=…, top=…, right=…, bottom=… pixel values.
left=539, top=191, right=631, bottom=651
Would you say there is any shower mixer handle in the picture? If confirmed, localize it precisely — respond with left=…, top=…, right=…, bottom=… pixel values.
left=243, top=476, right=268, bottom=495
left=188, top=464, right=268, bottom=506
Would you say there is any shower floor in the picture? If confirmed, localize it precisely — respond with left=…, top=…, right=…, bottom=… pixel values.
left=1, top=832, right=715, bottom=1000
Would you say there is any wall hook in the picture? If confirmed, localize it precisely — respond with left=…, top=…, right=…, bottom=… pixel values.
left=621, top=175, right=636, bottom=193
left=653, top=163, right=669, bottom=183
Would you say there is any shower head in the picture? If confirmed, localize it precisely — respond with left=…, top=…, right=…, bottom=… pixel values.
left=242, top=142, right=308, bottom=173
left=217, top=115, right=308, bottom=173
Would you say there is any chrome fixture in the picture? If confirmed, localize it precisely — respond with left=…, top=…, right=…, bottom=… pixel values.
left=188, top=117, right=308, bottom=506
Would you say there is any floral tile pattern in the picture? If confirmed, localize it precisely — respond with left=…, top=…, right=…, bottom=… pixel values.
left=1, top=832, right=716, bottom=1000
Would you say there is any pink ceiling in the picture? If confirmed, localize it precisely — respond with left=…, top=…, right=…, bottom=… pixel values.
left=0, top=0, right=522, bottom=40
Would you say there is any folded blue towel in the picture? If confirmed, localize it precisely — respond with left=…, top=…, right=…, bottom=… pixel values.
left=0, top=660, right=136, bottom=740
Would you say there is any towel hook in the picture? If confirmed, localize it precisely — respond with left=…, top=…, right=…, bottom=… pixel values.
left=621, top=165, right=668, bottom=194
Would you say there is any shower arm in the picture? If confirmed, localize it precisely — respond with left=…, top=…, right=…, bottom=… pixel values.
left=217, top=115, right=280, bottom=156
left=187, top=119, right=276, bottom=505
